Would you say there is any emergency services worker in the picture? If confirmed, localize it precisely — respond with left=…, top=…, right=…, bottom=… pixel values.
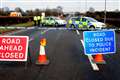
left=33, top=16, right=37, bottom=26
left=41, top=15, right=44, bottom=26
left=37, top=16, right=41, bottom=27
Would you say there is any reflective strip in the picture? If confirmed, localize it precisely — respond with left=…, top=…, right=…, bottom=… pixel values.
left=37, top=16, right=41, bottom=20
left=75, top=21, right=79, bottom=24
left=68, top=20, right=72, bottom=24
left=83, top=22, right=87, bottom=25
left=78, top=24, right=83, bottom=28
left=34, top=16, right=38, bottom=21
left=41, top=16, right=45, bottom=22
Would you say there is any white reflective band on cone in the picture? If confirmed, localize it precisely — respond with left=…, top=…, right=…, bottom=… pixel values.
left=40, top=45, right=45, bottom=55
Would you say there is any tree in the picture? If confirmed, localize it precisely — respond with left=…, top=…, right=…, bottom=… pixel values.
left=51, top=8, right=58, bottom=16
left=45, top=8, right=52, bottom=16
left=26, top=10, right=34, bottom=16
left=115, top=9, right=119, bottom=13
left=56, top=6, right=63, bottom=16
left=14, top=7, right=25, bottom=16
left=0, top=8, right=4, bottom=16
left=3, top=7, right=9, bottom=12
left=89, top=7, right=95, bottom=13
left=3, top=7, right=10, bottom=16
left=75, top=12, right=80, bottom=16
left=34, top=8, right=41, bottom=16
left=15, top=7, right=23, bottom=12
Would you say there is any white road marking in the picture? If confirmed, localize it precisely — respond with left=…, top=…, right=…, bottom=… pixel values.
left=43, top=28, right=50, bottom=33
left=81, top=39, right=99, bottom=71
left=29, top=38, right=33, bottom=42
left=76, top=30, right=80, bottom=35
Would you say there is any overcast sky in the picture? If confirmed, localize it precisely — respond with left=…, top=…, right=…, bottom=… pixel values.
left=1, top=0, right=119, bottom=12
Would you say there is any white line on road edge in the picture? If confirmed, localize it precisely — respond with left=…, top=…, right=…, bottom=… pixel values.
left=29, top=38, right=34, bottom=42
left=76, top=30, right=80, bottom=35
left=43, top=28, right=50, bottom=33
left=81, top=40, right=99, bottom=71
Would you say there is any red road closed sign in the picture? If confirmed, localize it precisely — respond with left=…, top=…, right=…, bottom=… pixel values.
left=0, top=36, right=29, bottom=61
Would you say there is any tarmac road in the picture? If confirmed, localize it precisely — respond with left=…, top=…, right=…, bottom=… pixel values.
left=0, top=27, right=120, bottom=80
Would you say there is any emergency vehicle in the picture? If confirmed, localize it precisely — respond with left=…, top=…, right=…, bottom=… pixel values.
left=68, top=16, right=106, bottom=29
left=42, top=16, right=66, bottom=27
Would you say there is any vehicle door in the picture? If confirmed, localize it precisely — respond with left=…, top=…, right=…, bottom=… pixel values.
left=74, top=18, right=80, bottom=28
left=49, top=17, right=55, bottom=25
left=45, top=17, right=50, bottom=25
left=81, top=18, right=88, bottom=28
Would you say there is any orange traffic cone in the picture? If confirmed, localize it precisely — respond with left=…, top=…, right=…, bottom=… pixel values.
left=93, top=54, right=106, bottom=64
left=36, top=38, right=49, bottom=65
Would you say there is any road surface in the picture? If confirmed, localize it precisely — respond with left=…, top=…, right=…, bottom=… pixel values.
left=0, top=27, right=120, bottom=80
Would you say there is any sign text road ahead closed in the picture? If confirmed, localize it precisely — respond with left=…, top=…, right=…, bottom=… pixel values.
left=0, top=36, right=29, bottom=61
left=83, top=30, right=116, bottom=55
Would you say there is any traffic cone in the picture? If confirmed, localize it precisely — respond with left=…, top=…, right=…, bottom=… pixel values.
left=36, top=38, right=49, bottom=65
left=93, top=54, right=106, bottom=64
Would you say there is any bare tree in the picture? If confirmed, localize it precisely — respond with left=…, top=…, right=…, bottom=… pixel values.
left=56, top=6, right=63, bottom=16
left=45, top=8, right=52, bottom=16
left=26, top=10, right=34, bottom=16
left=89, top=7, right=95, bottom=13
left=115, top=9, right=119, bottom=12
left=15, top=7, right=23, bottom=12
left=34, top=8, right=41, bottom=16
left=3, top=7, right=9, bottom=12
left=3, top=7, right=10, bottom=16
left=75, top=12, right=80, bottom=16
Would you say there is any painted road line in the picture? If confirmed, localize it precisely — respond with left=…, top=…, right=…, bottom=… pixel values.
left=81, top=39, right=99, bottom=71
left=5, top=29, right=28, bottom=35
left=29, top=38, right=34, bottom=42
left=41, top=28, right=50, bottom=34
left=27, top=27, right=35, bottom=29
left=76, top=30, right=80, bottom=35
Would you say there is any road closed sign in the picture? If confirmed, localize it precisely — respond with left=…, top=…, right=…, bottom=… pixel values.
left=83, top=30, right=116, bottom=55
left=0, top=36, right=29, bottom=61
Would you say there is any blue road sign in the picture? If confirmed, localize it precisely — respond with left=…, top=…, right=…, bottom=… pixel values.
left=83, top=30, right=116, bottom=55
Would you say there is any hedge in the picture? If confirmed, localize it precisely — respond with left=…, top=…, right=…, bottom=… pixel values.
left=0, top=16, right=33, bottom=26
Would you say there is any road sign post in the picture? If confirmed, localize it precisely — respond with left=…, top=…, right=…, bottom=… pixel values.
left=83, top=30, right=116, bottom=55
left=0, top=36, right=29, bottom=61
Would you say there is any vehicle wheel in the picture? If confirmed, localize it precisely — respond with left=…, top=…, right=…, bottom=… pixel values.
left=42, top=23, right=45, bottom=27
left=55, top=23, right=58, bottom=27
left=89, top=25, right=95, bottom=30
left=71, top=24, right=75, bottom=28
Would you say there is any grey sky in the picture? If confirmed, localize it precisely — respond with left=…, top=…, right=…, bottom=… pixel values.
left=1, top=0, right=119, bottom=12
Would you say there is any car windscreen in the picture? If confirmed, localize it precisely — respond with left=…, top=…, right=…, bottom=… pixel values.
left=71, top=17, right=78, bottom=21
left=54, top=17, right=61, bottom=20
left=86, top=17, right=98, bottom=22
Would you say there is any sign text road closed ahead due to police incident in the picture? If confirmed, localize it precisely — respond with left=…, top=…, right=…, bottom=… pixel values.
left=0, top=36, right=29, bottom=61
left=83, top=30, right=116, bottom=55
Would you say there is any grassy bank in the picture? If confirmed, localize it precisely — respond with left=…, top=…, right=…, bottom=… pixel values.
left=12, top=21, right=34, bottom=27
left=0, top=21, right=34, bottom=34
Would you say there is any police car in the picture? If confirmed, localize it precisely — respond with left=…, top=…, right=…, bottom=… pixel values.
left=42, top=16, right=66, bottom=27
left=68, top=16, right=106, bottom=29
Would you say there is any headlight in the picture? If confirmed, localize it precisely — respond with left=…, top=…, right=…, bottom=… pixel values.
left=102, top=24, right=106, bottom=27
left=63, top=20, right=67, bottom=24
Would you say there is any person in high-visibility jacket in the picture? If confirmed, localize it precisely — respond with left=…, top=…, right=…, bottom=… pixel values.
left=41, top=16, right=44, bottom=23
left=37, top=16, right=41, bottom=27
left=33, top=16, right=38, bottom=26
left=41, top=15, right=45, bottom=26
